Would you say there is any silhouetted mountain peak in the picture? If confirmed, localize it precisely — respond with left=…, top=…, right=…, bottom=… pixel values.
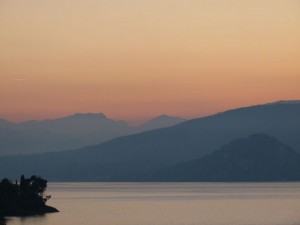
left=0, top=102, right=299, bottom=180
left=0, top=119, right=14, bottom=127
left=214, top=133, right=297, bottom=162
left=139, top=114, right=186, bottom=130
left=266, top=100, right=300, bottom=105
left=154, top=134, right=300, bottom=181
left=0, top=112, right=189, bottom=155
left=67, top=113, right=107, bottom=120
left=154, top=114, right=176, bottom=119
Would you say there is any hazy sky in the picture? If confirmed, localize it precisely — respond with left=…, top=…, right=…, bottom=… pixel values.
left=1, top=0, right=299, bottom=124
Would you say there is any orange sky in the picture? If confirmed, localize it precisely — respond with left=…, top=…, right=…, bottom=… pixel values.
left=0, top=0, right=299, bottom=124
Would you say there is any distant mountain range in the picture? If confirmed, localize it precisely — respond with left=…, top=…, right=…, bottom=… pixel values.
left=138, top=115, right=186, bottom=131
left=0, top=100, right=299, bottom=181
left=266, top=100, right=300, bottom=105
left=150, top=134, right=300, bottom=181
left=0, top=114, right=185, bottom=155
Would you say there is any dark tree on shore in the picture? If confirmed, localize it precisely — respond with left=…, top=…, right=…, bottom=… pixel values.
left=0, top=216, right=6, bottom=225
left=0, top=175, right=57, bottom=217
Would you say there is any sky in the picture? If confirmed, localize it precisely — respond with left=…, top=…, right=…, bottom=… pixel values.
left=0, top=0, right=299, bottom=124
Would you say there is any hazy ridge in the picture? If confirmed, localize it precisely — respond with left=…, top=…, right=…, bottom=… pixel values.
left=0, top=114, right=185, bottom=155
left=0, top=101, right=299, bottom=181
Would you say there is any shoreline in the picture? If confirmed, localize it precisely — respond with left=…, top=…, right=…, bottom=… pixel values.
left=0, top=205, right=58, bottom=217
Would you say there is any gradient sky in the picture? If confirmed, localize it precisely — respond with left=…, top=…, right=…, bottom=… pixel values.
left=0, top=0, right=299, bottom=124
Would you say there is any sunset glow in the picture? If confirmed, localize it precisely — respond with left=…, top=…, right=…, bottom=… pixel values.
left=1, top=0, right=299, bottom=124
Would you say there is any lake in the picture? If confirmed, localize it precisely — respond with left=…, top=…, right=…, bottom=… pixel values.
left=6, top=182, right=300, bottom=225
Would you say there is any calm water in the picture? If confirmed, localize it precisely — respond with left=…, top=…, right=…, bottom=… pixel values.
left=6, top=182, right=300, bottom=225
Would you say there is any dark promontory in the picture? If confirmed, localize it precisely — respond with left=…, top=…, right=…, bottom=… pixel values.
left=0, top=175, right=58, bottom=217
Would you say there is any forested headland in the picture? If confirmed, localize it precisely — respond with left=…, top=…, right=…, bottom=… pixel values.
left=0, top=175, right=58, bottom=217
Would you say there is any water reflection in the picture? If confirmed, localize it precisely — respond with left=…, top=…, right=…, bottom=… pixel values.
left=20, top=215, right=46, bottom=225
left=6, top=182, right=300, bottom=225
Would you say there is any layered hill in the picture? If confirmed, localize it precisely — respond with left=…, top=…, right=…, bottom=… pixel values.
left=0, top=114, right=185, bottom=155
left=138, top=115, right=186, bottom=131
left=0, top=101, right=299, bottom=181
left=151, top=134, right=300, bottom=181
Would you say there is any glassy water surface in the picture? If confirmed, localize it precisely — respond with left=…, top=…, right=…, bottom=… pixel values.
left=6, top=182, right=300, bottom=225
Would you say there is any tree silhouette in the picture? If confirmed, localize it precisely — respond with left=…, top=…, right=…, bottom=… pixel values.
left=0, top=216, right=6, bottom=225
left=0, top=175, right=57, bottom=217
